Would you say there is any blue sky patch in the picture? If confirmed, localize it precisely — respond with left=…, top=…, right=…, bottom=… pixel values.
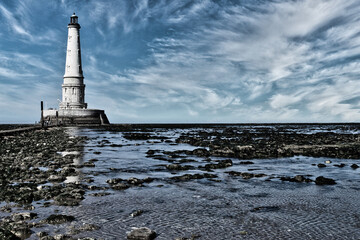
left=1, top=0, right=360, bottom=123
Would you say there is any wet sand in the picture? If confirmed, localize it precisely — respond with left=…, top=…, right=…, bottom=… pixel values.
left=1, top=124, right=360, bottom=239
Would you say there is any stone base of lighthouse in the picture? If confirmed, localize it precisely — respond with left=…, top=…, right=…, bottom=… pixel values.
left=43, top=108, right=110, bottom=125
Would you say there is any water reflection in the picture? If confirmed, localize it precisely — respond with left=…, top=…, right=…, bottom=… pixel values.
left=62, top=127, right=85, bottom=184
left=66, top=126, right=83, bottom=138
left=65, top=175, right=81, bottom=184
left=72, top=155, right=83, bottom=166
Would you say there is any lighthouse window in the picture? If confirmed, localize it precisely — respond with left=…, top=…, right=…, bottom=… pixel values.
left=67, top=50, right=71, bottom=56
left=67, top=65, right=70, bottom=72
left=72, top=88, right=75, bottom=94
left=65, top=88, right=67, bottom=93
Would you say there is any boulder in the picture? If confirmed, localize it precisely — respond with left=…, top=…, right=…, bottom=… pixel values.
left=44, top=214, right=75, bottom=224
left=315, top=176, right=336, bottom=185
left=127, top=227, right=157, bottom=240
left=111, top=183, right=129, bottom=190
left=351, top=164, right=359, bottom=169
left=48, top=175, right=65, bottom=182
left=11, top=212, right=37, bottom=221
left=106, top=178, right=123, bottom=184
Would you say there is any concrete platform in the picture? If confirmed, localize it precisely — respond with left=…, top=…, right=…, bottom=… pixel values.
left=43, top=109, right=109, bottom=125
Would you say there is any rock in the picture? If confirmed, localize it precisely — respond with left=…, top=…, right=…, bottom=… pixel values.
left=166, top=164, right=193, bottom=171
left=143, top=177, right=154, bottom=183
left=37, top=232, right=48, bottom=238
left=174, top=234, right=201, bottom=240
left=171, top=173, right=217, bottom=181
left=240, top=172, right=254, bottom=179
left=239, top=230, right=248, bottom=235
left=127, top=227, right=157, bottom=240
left=83, top=162, right=95, bottom=167
left=48, top=175, right=66, bottom=182
left=67, top=224, right=100, bottom=235
left=79, top=224, right=100, bottom=231
left=68, top=224, right=100, bottom=234
left=178, top=158, right=196, bottom=163
left=0, top=227, right=21, bottom=240
left=54, top=234, right=72, bottom=240
left=280, top=175, right=312, bottom=183
left=60, top=167, right=76, bottom=175
left=146, top=150, right=155, bottom=155
left=226, top=171, right=242, bottom=176
left=251, top=206, right=280, bottom=212
left=39, top=236, right=54, bottom=240
left=130, top=210, right=144, bottom=217
left=107, top=177, right=151, bottom=189
left=317, top=163, right=326, bottom=168
left=106, top=178, right=123, bottom=184
left=239, top=161, right=254, bottom=165
left=294, top=175, right=309, bottom=182
left=254, top=173, right=267, bottom=178
left=111, top=183, right=129, bottom=190
left=10, top=225, right=33, bottom=239
left=53, top=191, right=83, bottom=206
left=325, top=160, right=332, bottom=164
left=351, top=164, right=359, bottom=169
left=201, top=159, right=233, bottom=170
left=0, top=205, right=12, bottom=212
left=11, top=212, right=37, bottom=221
left=192, top=148, right=210, bottom=157
left=89, top=192, right=111, bottom=197
left=333, top=163, right=346, bottom=168
left=45, top=214, right=75, bottom=224
left=315, top=176, right=336, bottom=185
left=123, top=133, right=152, bottom=140
left=127, top=178, right=144, bottom=185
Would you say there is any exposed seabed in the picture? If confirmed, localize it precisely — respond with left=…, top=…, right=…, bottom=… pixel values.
left=1, top=124, right=360, bottom=239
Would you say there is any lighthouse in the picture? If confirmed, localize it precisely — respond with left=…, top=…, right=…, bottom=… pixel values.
left=43, top=13, right=109, bottom=125
left=60, top=13, right=87, bottom=109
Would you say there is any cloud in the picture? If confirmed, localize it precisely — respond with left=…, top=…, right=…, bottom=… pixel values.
left=3, top=0, right=360, bottom=123
left=270, top=93, right=305, bottom=109
left=76, top=0, right=360, bottom=122
left=0, top=4, right=32, bottom=39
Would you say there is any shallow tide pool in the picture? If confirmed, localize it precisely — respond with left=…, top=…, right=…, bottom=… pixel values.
left=14, top=126, right=360, bottom=239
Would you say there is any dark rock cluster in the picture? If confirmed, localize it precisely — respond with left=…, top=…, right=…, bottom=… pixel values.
left=106, top=177, right=154, bottom=190
left=0, top=128, right=96, bottom=239
left=175, top=126, right=360, bottom=159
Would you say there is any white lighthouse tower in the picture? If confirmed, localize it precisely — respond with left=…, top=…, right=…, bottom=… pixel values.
left=60, top=13, right=87, bottom=109
left=43, top=13, right=109, bottom=125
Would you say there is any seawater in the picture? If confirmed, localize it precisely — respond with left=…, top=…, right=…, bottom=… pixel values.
left=26, top=126, right=360, bottom=239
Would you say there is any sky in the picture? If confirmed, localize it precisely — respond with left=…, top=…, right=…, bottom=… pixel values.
left=1, top=0, right=360, bottom=123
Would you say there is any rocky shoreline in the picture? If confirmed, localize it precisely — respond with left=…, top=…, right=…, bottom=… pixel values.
left=0, top=127, right=93, bottom=239
left=1, top=124, right=360, bottom=239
